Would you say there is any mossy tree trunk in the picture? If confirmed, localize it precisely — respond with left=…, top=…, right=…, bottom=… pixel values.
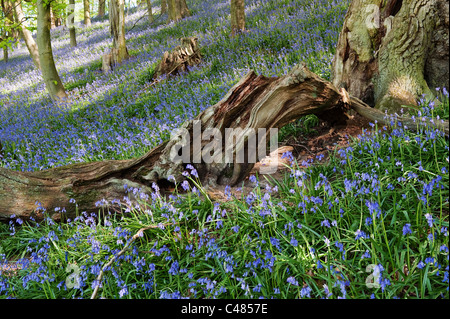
left=1, top=0, right=13, bottom=63
left=146, top=0, right=153, bottom=23
left=167, top=0, right=190, bottom=22
left=83, top=0, right=91, bottom=26
left=98, top=0, right=106, bottom=17
left=332, top=0, right=449, bottom=112
left=102, top=0, right=129, bottom=72
left=36, top=0, right=67, bottom=100
left=68, top=0, right=77, bottom=47
left=231, top=0, right=245, bottom=35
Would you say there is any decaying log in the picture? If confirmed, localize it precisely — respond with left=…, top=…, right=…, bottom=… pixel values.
left=0, top=64, right=448, bottom=222
left=152, top=37, right=202, bottom=80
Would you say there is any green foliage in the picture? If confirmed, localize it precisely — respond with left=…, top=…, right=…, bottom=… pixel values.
left=279, top=114, right=320, bottom=141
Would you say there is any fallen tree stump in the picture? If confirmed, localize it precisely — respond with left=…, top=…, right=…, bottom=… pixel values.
left=0, top=64, right=448, bottom=222
left=152, top=37, right=202, bottom=80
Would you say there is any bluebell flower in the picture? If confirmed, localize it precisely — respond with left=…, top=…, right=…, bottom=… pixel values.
left=286, top=276, right=298, bottom=286
left=361, top=250, right=371, bottom=259
left=168, top=260, right=180, bottom=276
left=290, top=237, right=298, bottom=247
left=403, top=223, right=412, bottom=236
left=119, top=286, right=128, bottom=297
left=300, top=286, right=312, bottom=298
left=355, top=229, right=369, bottom=240
left=321, top=219, right=331, bottom=228
left=425, top=213, right=433, bottom=227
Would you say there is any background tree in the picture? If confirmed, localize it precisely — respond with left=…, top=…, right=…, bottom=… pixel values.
left=110, top=0, right=128, bottom=63
left=146, top=0, right=152, bottom=23
left=332, top=0, right=449, bottom=112
left=161, top=0, right=166, bottom=14
left=83, top=0, right=91, bottom=26
left=98, top=0, right=106, bottom=17
left=102, top=0, right=128, bottom=72
left=167, top=0, right=189, bottom=22
left=230, top=0, right=245, bottom=35
left=0, top=0, right=13, bottom=63
left=12, top=0, right=41, bottom=68
left=36, top=0, right=67, bottom=99
left=68, top=0, right=76, bottom=46
left=52, top=0, right=64, bottom=27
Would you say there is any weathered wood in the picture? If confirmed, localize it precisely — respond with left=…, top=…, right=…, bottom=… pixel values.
left=152, top=37, right=202, bottom=80
left=0, top=64, right=347, bottom=222
left=102, top=52, right=113, bottom=73
left=1, top=65, right=448, bottom=222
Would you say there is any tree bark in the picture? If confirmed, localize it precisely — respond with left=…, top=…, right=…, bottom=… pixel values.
left=98, top=0, right=106, bottom=17
left=332, top=0, right=449, bottom=112
left=152, top=37, right=201, bottom=80
left=231, top=0, right=245, bottom=35
left=12, top=0, right=41, bottom=69
left=50, top=6, right=56, bottom=29
left=36, top=0, right=67, bottom=100
left=83, top=0, right=91, bottom=26
left=167, top=0, right=190, bottom=22
left=1, top=30, right=7, bottom=63
left=146, top=0, right=153, bottom=23
left=102, top=0, right=128, bottom=71
left=1, top=0, right=12, bottom=63
left=161, top=0, right=167, bottom=14
left=68, top=0, right=77, bottom=47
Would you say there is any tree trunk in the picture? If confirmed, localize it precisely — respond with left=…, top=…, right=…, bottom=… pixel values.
left=161, top=0, right=167, bottom=14
left=231, top=0, right=245, bottom=35
left=332, top=0, right=449, bottom=112
left=111, top=0, right=128, bottom=63
left=53, top=2, right=63, bottom=27
left=50, top=6, right=56, bottom=29
left=68, top=0, right=77, bottom=47
left=102, top=0, right=129, bottom=71
left=83, top=0, right=91, bottom=26
left=36, top=0, right=67, bottom=100
left=1, top=30, right=7, bottom=63
left=1, top=0, right=11, bottom=63
left=146, top=0, right=153, bottom=23
left=98, top=0, right=106, bottom=17
left=12, top=0, right=41, bottom=69
left=167, top=0, right=190, bottom=22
